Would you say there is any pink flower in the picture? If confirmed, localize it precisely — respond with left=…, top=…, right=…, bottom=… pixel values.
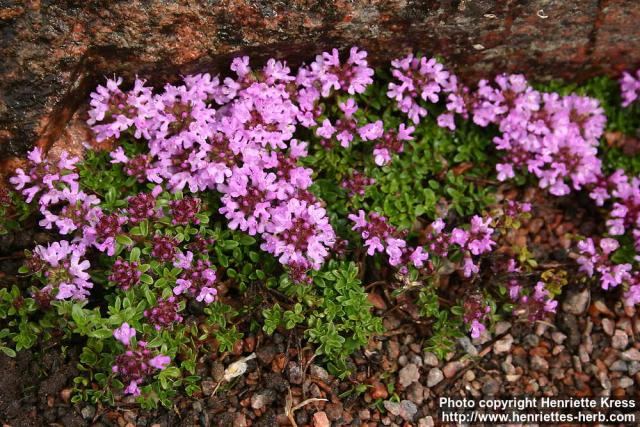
left=113, top=323, right=136, bottom=346
left=149, top=355, right=171, bottom=370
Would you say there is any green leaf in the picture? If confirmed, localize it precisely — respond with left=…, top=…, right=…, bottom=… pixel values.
left=1, top=347, right=16, bottom=357
left=116, top=235, right=134, bottom=246
left=89, top=329, right=114, bottom=339
left=130, top=247, right=141, bottom=262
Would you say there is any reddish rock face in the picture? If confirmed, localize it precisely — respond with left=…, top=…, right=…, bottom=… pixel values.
left=0, top=0, right=639, bottom=162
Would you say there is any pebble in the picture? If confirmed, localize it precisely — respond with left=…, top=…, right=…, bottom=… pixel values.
left=482, top=378, right=500, bottom=396
left=398, top=355, right=408, bottom=366
left=359, top=409, right=371, bottom=421
left=383, top=400, right=418, bottom=422
left=406, top=382, right=425, bottom=405
left=523, top=334, right=539, bottom=348
left=494, top=334, right=514, bottom=354
left=310, top=365, right=329, bottom=382
left=370, top=381, right=389, bottom=399
left=551, top=331, right=567, bottom=344
left=443, top=361, right=463, bottom=378
left=211, top=362, right=225, bottom=382
left=612, top=330, right=629, bottom=350
left=251, top=389, right=276, bottom=410
left=423, top=352, right=439, bottom=367
left=256, top=345, right=276, bottom=365
left=81, top=406, right=96, bottom=420
left=234, top=413, right=248, bottom=427
left=602, top=318, right=615, bottom=335
left=388, top=341, right=400, bottom=359
left=463, top=370, right=476, bottom=382
left=398, top=363, right=420, bottom=388
left=325, top=402, right=343, bottom=421
left=426, top=367, right=444, bottom=387
left=562, top=288, right=590, bottom=315
left=458, top=337, right=478, bottom=356
left=313, top=411, right=330, bottom=427
left=629, top=361, right=640, bottom=376
left=501, top=360, right=516, bottom=375
left=621, top=348, right=640, bottom=362
left=531, top=355, right=549, bottom=371
left=495, top=321, right=511, bottom=335
left=610, top=360, right=628, bottom=372
left=287, top=362, right=304, bottom=384
left=418, top=416, right=435, bottom=427
left=617, top=376, right=634, bottom=389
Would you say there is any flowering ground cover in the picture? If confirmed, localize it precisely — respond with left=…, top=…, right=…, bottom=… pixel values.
left=1, top=48, right=640, bottom=425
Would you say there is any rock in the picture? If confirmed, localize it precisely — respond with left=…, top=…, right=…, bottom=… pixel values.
left=325, top=402, right=343, bottom=421
left=531, top=355, right=549, bottom=371
left=313, top=411, right=330, bottom=427
left=201, top=380, right=216, bottom=395
left=494, top=334, right=514, bottom=354
left=251, top=389, right=276, bottom=410
left=602, top=318, right=615, bottom=336
left=482, top=378, right=500, bottom=396
left=621, top=348, right=640, bottom=362
left=443, top=361, right=463, bottom=379
left=406, top=382, right=425, bottom=405
left=457, top=337, right=478, bottom=357
left=287, top=362, right=304, bottom=385
left=387, top=340, right=401, bottom=360
left=617, top=376, right=634, bottom=389
left=211, top=362, right=225, bottom=382
left=418, top=416, right=435, bottom=427
left=629, top=361, right=640, bottom=376
left=612, top=330, right=629, bottom=350
left=423, top=352, right=439, bottom=367
left=495, top=321, right=511, bottom=336
left=370, top=381, right=389, bottom=400
left=81, top=406, right=96, bottom=420
left=562, top=288, right=590, bottom=315
left=4, top=1, right=640, bottom=167
left=358, top=409, right=371, bottom=421
left=398, top=355, right=408, bottom=367
left=551, top=332, right=567, bottom=344
left=310, top=365, right=329, bottom=382
left=234, top=413, right=248, bottom=427
left=398, top=363, right=420, bottom=388
left=384, top=400, right=418, bottom=422
left=463, top=370, right=476, bottom=382
left=523, top=334, right=540, bottom=348
left=610, top=360, right=628, bottom=372
left=256, top=345, right=277, bottom=365
left=426, top=368, right=444, bottom=387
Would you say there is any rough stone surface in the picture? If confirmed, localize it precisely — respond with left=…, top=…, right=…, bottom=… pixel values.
left=398, top=363, right=420, bottom=388
left=1, top=0, right=639, bottom=165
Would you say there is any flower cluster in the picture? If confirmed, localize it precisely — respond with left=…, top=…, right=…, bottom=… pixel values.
left=389, top=56, right=607, bottom=197
left=620, top=69, right=640, bottom=107
left=590, top=171, right=640, bottom=252
left=507, top=280, right=558, bottom=321
left=108, top=258, right=142, bottom=291
left=387, top=54, right=453, bottom=124
left=29, top=241, right=92, bottom=300
left=112, top=323, right=170, bottom=395
left=173, top=252, right=218, bottom=304
left=84, top=49, right=380, bottom=281
left=341, top=170, right=375, bottom=197
left=577, top=237, right=632, bottom=290
left=144, top=297, right=183, bottom=330
left=349, top=210, right=497, bottom=277
left=462, top=293, right=491, bottom=339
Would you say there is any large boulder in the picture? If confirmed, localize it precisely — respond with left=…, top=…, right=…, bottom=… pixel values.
left=1, top=0, right=639, bottom=164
